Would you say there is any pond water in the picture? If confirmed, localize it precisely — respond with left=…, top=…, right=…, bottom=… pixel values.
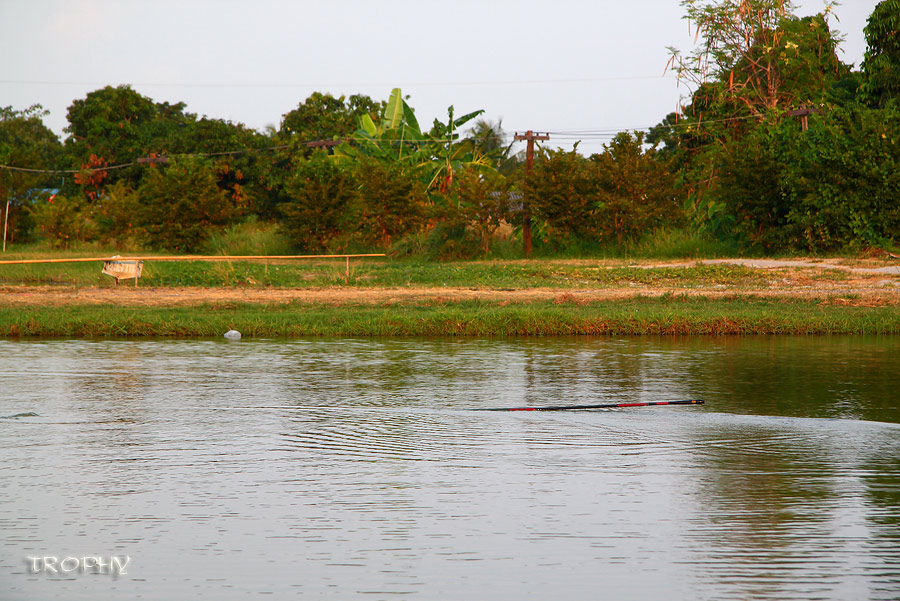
left=1, top=336, right=899, bottom=600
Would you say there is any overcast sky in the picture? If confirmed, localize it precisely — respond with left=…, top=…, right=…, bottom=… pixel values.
left=0, top=0, right=882, bottom=156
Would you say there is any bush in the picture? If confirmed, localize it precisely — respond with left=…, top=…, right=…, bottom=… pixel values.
left=136, top=158, right=237, bottom=252
left=29, top=194, right=95, bottom=248
left=352, top=158, right=429, bottom=248
left=711, top=104, right=900, bottom=252
left=527, top=133, right=680, bottom=246
left=450, top=168, right=512, bottom=255
left=278, top=152, right=356, bottom=253
left=93, top=181, right=141, bottom=248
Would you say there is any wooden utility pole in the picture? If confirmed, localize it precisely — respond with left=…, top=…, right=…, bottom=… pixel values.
left=514, top=130, right=549, bottom=256
left=787, top=105, right=821, bottom=132
left=306, top=139, right=345, bottom=149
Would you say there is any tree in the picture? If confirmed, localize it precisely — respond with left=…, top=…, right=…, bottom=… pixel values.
left=780, top=104, right=900, bottom=251
left=706, top=121, right=790, bottom=249
left=591, top=132, right=680, bottom=245
left=65, top=86, right=279, bottom=221
left=668, top=0, right=846, bottom=116
left=526, top=134, right=680, bottom=247
left=352, top=158, right=429, bottom=249
left=336, top=89, right=493, bottom=192
left=279, top=92, right=383, bottom=142
left=135, top=158, right=237, bottom=252
left=168, top=117, right=272, bottom=216
left=466, top=119, right=518, bottom=170
left=29, top=194, right=94, bottom=248
left=0, top=105, right=62, bottom=246
left=278, top=152, right=355, bottom=252
left=527, top=147, right=598, bottom=244
left=657, top=1, right=852, bottom=240
left=65, top=85, right=165, bottom=166
left=862, top=0, right=900, bottom=107
left=450, top=168, right=512, bottom=254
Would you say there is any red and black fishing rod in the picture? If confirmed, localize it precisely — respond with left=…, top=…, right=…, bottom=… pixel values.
left=477, top=399, right=705, bottom=412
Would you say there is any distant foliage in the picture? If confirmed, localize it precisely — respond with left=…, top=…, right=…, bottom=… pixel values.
left=590, top=132, right=680, bottom=244
left=93, top=181, right=142, bottom=248
left=280, top=92, right=384, bottom=142
left=135, top=158, right=237, bottom=252
left=528, top=133, right=679, bottom=246
left=29, top=194, right=94, bottom=248
left=352, top=158, right=429, bottom=249
left=278, top=152, right=356, bottom=252
left=450, top=168, right=512, bottom=255
left=527, top=147, right=597, bottom=245
left=781, top=104, right=900, bottom=250
left=710, top=104, right=900, bottom=251
left=0, top=104, right=62, bottom=244
left=862, top=0, right=900, bottom=107
left=669, top=1, right=846, bottom=116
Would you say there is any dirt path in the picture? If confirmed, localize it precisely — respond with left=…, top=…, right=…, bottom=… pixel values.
left=661, top=258, right=900, bottom=276
left=1, top=258, right=898, bottom=307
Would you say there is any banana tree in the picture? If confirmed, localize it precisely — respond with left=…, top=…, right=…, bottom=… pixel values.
left=336, top=88, right=495, bottom=192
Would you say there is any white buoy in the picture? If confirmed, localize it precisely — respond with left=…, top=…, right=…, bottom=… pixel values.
left=224, top=329, right=242, bottom=340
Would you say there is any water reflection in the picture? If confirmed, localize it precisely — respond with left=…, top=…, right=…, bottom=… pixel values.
left=0, top=336, right=898, bottom=600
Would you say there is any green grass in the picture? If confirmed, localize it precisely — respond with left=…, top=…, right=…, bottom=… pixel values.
left=2, top=296, right=898, bottom=338
left=200, top=218, right=294, bottom=256
left=0, top=255, right=769, bottom=290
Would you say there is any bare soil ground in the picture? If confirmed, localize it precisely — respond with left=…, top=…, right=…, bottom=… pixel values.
left=1, top=259, right=898, bottom=307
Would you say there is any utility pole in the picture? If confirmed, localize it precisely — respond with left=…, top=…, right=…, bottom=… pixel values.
left=787, top=105, right=820, bottom=132
left=306, top=139, right=345, bottom=150
left=514, top=130, right=549, bottom=257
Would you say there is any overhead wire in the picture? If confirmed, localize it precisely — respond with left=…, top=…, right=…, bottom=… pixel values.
left=0, top=74, right=676, bottom=89
left=0, top=112, right=761, bottom=175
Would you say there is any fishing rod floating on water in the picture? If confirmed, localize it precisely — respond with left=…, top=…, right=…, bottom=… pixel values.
left=477, top=399, right=705, bottom=412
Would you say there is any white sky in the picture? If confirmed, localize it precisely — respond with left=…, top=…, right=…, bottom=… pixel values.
left=0, top=0, right=882, bottom=156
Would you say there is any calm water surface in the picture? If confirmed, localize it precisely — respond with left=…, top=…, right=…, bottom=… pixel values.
left=1, top=336, right=898, bottom=600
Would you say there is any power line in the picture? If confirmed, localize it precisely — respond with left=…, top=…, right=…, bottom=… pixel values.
left=0, top=75, right=677, bottom=89
left=0, top=112, right=767, bottom=174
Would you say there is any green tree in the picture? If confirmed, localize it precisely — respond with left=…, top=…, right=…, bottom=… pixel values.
left=135, top=158, right=236, bottom=252
left=862, top=0, right=900, bottom=107
left=169, top=117, right=272, bottom=217
left=65, top=85, right=166, bottom=166
left=669, top=0, right=846, bottom=116
left=527, top=147, right=598, bottom=245
left=781, top=104, right=900, bottom=250
left=65, top=86, right=274, bottom=217
left=352, top=158, right=429, bottom=249
left=29, top=194, right=94, bottom=248
left=278, top=152, right=355, bottom=252
left=466, top=118, right=518, bottom=173
left=92, top=180, right=142, bottom=247
left=591, top=132, right=680, bottom=245
left=527, top=134, right=679, bottom=247
left=450, top=168, right=512, bottom=254
left=706, top=122, right=790, bottom=249
left=707, top=103, right=900, bottom=252
left=280, top=92, right=383, bottom=142
left=0, top=105, right=62, bottom=246
left=336, top=89, right=493, bottom=192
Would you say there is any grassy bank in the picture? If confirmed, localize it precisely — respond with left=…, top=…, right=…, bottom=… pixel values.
left=0, top=255, right=832, bottom=290
left=2, top=296, right=898, bottom=338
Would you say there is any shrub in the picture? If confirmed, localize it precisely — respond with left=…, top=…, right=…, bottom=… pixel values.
left=352, top=158, right=429, bottom=248
left=527, top=133, right=680, bottom=246
left=136, top=158, right=236, bottom=252
left=450, top=168, right=512, bottom=255
left=278, top=152, right=355, bottom=253
left=29, top=194, right=95, bottom=248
